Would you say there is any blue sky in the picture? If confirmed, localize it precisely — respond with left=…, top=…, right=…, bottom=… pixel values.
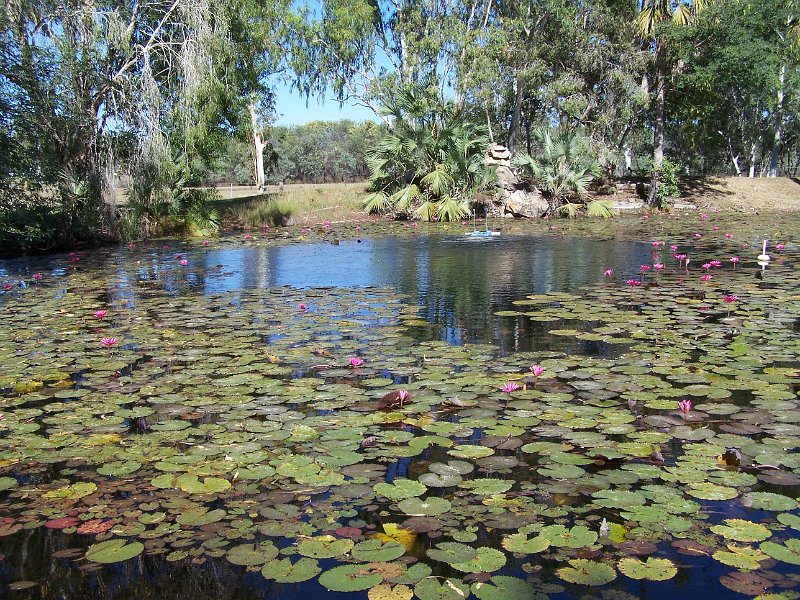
left=271, top=79, right=380, bottom=125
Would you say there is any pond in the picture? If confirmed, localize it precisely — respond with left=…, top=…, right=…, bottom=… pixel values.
left=0, top=215, right=798, bottom=600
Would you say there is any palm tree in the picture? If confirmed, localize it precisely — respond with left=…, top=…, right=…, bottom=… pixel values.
left=363, top=86, right=494, bottom=221
left=512, top=128, right=603, bottom=216
left=637, top=0, right=711, bottom=205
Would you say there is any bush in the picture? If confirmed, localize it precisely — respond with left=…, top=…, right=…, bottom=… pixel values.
left=513, top=128, right=602, bottom=216
left=656, top=159, right=681, bottom=206
left=363, top=86, right=495, bottom=222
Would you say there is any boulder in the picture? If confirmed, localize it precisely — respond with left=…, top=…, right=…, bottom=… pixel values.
left=504, top=189, right=548, bottom=218
left=495, top=166, right=519, bottom=191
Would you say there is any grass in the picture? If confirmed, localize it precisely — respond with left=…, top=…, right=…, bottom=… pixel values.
left=212, top=182, right=368, bottom=229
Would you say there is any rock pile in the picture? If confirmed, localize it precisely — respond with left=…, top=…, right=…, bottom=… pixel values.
left=484, top=144, right=548, bottom=218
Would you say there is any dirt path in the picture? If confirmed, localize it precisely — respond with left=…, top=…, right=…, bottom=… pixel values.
left=681, top=176, right=800, bottom=211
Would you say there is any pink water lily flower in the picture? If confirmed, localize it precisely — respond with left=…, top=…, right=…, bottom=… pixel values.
left=349, top=357, right=364, bottom=368
left=94, top=310, right=107, bottom=319
left=501, top=382, right=521, bottom=393
left=603, top=269, right=613, bottom=277
left=202, top=240, right=210, bottom=247
left=298, top=303, right=307, bottom=311
left=725, top=233, right=733, bottom=239
left=653, top=263, right=665, bottom=271
left=626, top=279, right=641, bottom=286
left=180, top=259, right=189, bottom=266
left=710, top=260, right=722, bottom=267
left=32, top=273, right=43, bottom=281
left=702, top=263, right=712, bottom=270
left=700, top=274, right=713, bottom=281
left=776, top=243, right=785, bottom=250
left=640, top=264, right=651, bottom=271
left=723, top=294, right=738, bottom=303
left=100, top=337, right=118, bottom=348
left=712, top=226, right=720, bottom=231
left=694, top=233, right=702, bottom=239
left=730, top=256, right=740, bottom=269
left=530, top=364, right=544, bottom=378
left=2, top=282, right=13, bottom=291
left=678, top=399, right=691, bottom=414
left=670, top=245, right=678, bottom=252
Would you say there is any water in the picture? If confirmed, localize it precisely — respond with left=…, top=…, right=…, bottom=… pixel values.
left=0, top=228, right=798, bottom=600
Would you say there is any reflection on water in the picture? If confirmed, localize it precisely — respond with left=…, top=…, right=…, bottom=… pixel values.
left=167, top=235, right=651, bottom=353
left=0, top=235, right=652, bottom=354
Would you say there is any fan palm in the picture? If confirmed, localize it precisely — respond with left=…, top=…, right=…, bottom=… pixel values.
left=363, top=86, right=494, bottom=221
left=512, top=128, right=603, bottom=216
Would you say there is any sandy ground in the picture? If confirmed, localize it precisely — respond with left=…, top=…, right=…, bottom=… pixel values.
left=680, top=176, right=800, bottom=211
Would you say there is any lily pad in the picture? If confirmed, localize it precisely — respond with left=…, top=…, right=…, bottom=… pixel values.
left=85, top=539, right=144, bottom=564
left=617, top=557, right=678, bottom=581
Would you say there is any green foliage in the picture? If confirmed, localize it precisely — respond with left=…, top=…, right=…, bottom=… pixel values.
left=121, top=158, right=219, bottom=240
left=364, top=87, right=494, bottom=221
left=654, top=158, right=681, bottom=207
left=513, top=128, right=602, bottom=215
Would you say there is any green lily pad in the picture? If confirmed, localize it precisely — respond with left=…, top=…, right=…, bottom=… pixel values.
left=471, top=575, right=549, bottom=600
left=414, top=578, right=470, bottom=600
left=618, top=557, right=678, bottom=581
left=450, top=547, right=507, bottom=573
left=261, top=557, right=321, bottom=583
left=501, top=532, right=551, bottom=554
left=686, top=482, right=738, bottom=501
left=374, top=479, right=427, bottom=500
left=711, top=519, right=772, bottom=543
left=743, top=492, right=799, bottom=511
left=43, top=482, right=97, bottom=500
left=761, top=539, right=800, bottom=565
left=85, top=539, right=144, bottom=564
left=713, top=544, right=769, bottom=570
left=351, top=539, right=406, bottom=562
left=397, top=497, right=451, bottom=516
left=539, top=524, right=598, bottom=548
left=427, top=542, right=478, bottom=564
left=556, top=559, right=617, bottom=586
left=226, top=542, right=278, bottom=566
left=318, top=564, right=383, bottom=592
left=458, top=479, right=513, bottom=495
left=297, top=536, right=354, bottom=559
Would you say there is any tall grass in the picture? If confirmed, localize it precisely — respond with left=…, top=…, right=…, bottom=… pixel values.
left=215, top=183, right=367, bottom=228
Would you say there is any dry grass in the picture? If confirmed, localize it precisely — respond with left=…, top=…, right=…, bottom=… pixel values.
left=212, top=182, right=370, bottom=228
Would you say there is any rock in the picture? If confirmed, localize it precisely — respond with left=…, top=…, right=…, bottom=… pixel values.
left=485, top=143, right=512, bottom=168
left=504, top=189, right=548, bottom=218
left=495, top=166, right=519, bottom=191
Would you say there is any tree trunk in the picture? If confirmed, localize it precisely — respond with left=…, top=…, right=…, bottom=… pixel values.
left=508, top=75, right=524, bottom=154
left=749, top=141, right=757, bottom=178
left=249, top=104, right=266, bottom=191
left=647, top=42, right=667, bottom=206
left=768, top=63, right=786, bottom=177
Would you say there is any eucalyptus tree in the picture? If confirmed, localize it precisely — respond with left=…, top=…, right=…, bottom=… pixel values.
left=291, top=0, right=464, bottom=122
left=636, top=0, right=711, bottom=203
left=669, top=0, right=797, bottom=176
left=1, top=0, right=290, bottom=244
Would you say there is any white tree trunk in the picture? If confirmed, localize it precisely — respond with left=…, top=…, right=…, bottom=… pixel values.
left=768, top=63, right=786, bottom=177
left=749, top=141, right=757, bottom=178
left=249, top=103, right=265, bottom=191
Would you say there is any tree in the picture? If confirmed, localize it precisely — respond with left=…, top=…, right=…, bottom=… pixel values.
left=636, top=0, right=711, bottom=203
left=363, top=87, right=494, bottom=222
left=0, top=0, right=291, bottom=249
